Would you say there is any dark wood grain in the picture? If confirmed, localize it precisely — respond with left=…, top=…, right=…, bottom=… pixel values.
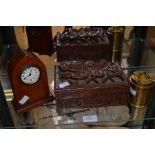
left=8, top=45, right=54, bottom=113
left=26, top=26, right=54, bottom=56
left=56, top=27, right=110, bottom=61
left=54, top=60, right=130, bottom=114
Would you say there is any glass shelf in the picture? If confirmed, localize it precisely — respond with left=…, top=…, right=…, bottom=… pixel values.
left=0, top=36, right=155, bottom=129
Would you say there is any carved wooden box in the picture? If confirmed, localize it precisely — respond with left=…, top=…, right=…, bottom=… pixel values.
left=56, top=27, right=110, bottom=62
left=54, top=60, right=130, bottom=114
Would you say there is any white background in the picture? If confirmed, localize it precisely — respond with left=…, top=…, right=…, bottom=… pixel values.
left=1, top=0, right=155, bottom=25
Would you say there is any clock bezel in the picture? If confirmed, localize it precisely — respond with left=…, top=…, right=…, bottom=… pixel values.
left=20, top=64, right=41, bottom=85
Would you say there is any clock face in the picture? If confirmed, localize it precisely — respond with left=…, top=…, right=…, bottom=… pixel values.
left=20, top=65, right=41, bottom=84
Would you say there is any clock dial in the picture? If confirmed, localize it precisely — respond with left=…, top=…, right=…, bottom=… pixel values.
left=20, top=66, right=40, bottom=84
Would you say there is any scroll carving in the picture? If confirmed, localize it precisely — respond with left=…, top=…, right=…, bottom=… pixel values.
left=58, top=60, right=124, bottom=86
left=57, top=27, right=106, bottom=44
left=55, top=60, right=129, bottom=114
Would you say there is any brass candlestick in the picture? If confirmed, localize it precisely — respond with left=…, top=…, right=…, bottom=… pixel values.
left=107, top=26, right=124, bottom=63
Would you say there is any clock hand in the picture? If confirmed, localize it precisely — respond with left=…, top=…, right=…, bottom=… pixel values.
left=24, top=74, right=30, bottom=80
left=23, top=68, right=33, bottom=80
left=29, top=68, right=33, bottom=76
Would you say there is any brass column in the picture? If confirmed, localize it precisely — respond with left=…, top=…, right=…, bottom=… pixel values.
left=129, top=71, right=154, bottom=108
left=107, top=26, right=124, bottom=63
left=128, top=71, right=155, bottom=127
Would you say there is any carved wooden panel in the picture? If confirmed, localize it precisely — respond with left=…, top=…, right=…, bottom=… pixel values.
left=56, top=27, right=110, bottom=61
left=54, top=60, right=129, bottom=114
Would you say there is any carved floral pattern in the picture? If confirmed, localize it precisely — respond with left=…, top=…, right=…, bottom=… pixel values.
left=57, top=27, right=106, bottom=44
left=58, top=60, right=124, bottom=86
left=55, top=60, right=129, bottom=114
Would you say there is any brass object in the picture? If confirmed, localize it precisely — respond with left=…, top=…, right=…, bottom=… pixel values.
left=107, top=26, right=124, bottom=63
left=129, top=71, right=155, bottom=108
left=4, top=89, right=13, bottom=102
left=128, top=106, right=147, bottom=127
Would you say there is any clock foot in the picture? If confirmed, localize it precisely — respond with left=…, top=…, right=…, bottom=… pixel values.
left=12, top=96, right=55, bottom=113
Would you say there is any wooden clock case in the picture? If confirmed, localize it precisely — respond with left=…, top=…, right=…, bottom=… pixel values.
left=7, top=45, right=54, bottom=113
